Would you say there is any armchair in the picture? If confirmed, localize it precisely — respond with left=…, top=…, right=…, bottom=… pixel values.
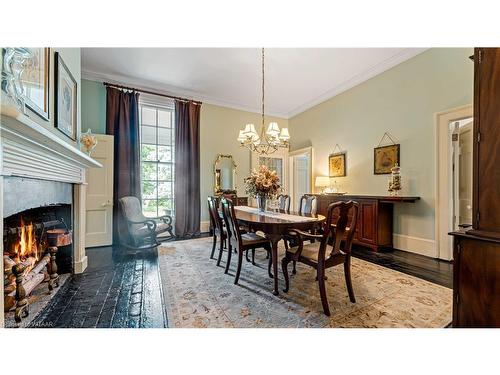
left=118, top=196, right=174, bottom=250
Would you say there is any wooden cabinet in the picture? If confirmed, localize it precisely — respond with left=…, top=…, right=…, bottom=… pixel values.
left=313, top=194, right=419, bottom=252
left=450, top=48, right=500, bottom=327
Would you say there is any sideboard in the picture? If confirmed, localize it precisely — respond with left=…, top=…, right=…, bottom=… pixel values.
left=312, top=194, right=420, bottom=252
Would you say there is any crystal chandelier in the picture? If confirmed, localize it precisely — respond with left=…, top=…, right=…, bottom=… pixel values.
left=237, top=48, right=290, bottom=155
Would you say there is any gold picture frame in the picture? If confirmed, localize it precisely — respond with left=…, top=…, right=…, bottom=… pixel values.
left=329, top=152, right=346, bottom=177
left=374, top=144, right=400, bottom=174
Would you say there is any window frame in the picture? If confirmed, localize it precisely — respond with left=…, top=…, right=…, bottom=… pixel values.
left=139, top=96, right=175, bottom=218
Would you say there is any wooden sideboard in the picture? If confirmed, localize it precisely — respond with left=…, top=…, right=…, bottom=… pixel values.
left=313, top=194, right=420, bottom=252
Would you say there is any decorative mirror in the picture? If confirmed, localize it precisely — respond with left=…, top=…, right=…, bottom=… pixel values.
left=214, top=154, right=237, bottom=194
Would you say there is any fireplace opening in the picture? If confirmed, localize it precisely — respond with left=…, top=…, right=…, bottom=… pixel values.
left=3, top=203, right=73, bottom=325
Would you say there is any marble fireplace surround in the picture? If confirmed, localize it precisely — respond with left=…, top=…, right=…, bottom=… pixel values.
left=0, top=110, right=102, bottom=327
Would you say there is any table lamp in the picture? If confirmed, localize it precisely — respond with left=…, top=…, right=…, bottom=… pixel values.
left=315, top=176, right=331, bottom=194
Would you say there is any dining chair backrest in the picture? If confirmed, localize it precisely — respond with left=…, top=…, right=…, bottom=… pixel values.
left=320, top=200, right=359, bottom=260
left=207, top=196, right=223, bottom=233
left=221, top=198, right=243, bottom=246
left=298, top=194, right=317, bottom=215
left=277, top=194, right=291, bottom=211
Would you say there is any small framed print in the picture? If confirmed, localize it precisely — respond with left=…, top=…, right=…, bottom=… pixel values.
left=54, top=52, right=77, bottom=140
left=18, top=47, right=50, bottom=120
left=374, top=144, right=400, bottom=174
left=329, top=152, right=346, bottom=177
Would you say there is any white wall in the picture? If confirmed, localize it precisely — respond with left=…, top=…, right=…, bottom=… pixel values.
left=289, top=48, right=473, bottom=256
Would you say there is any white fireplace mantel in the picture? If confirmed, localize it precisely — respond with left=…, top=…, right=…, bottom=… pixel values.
left=1, top=107, right=103, bottom=327
left=0, top=109, right=101, bottom=183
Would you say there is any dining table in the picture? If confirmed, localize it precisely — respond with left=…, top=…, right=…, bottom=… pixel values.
left=234, top=206, right=326, bottom=295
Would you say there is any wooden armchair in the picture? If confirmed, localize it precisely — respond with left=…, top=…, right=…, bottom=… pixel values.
left=118, top=196, right=174, bottom=250
left=282, top=200, right=359, bottom=316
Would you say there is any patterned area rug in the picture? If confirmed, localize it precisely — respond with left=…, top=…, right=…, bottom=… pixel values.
left=158, top=238, right=452, bottom=328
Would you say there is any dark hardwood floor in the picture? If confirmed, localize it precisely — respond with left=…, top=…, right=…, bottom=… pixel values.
left=352, top=246, right=453, bottom=288
left=28, top=236, right=452, bottom=328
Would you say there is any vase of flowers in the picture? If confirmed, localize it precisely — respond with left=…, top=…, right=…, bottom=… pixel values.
left=245, top=165, right=281, bottom=213
left=80, top=128, right=98, bottom=156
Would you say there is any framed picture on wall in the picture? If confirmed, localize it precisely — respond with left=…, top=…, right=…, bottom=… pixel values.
left=54, top=52, right=77, bottom=140
left=16, top=47, right=50, bottom=120
left=374, top=144, right=400, bottom=174
left=329, top=152, right=346, bottom=177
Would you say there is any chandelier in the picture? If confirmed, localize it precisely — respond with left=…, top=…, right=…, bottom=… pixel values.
left=237, top=48, right=290, bottom=155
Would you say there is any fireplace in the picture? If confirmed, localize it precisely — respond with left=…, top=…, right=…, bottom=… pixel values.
left=0, top=108, right=102, bottom=327
left=3, top=177, right=74, bottom=324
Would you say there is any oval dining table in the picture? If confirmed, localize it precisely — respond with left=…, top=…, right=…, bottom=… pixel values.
left=234, top=206, right=326, bottom=295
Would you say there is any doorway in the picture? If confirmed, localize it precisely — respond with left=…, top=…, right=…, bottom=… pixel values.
left=288, top=147, right=313, bottom=211
left=435, top=105, right=473, bottom=260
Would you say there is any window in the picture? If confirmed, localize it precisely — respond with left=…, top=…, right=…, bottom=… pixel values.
left=139, top=99, right=175, bottom=218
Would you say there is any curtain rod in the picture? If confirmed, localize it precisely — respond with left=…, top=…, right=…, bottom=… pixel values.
left=103, top=82, right=202, bottom=105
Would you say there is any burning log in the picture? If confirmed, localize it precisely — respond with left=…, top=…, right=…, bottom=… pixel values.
left=4, top=272, right=45, bottom=312
left=3, top=254, right=50, bottom=312
left=23, top=254, right=50, bottom=283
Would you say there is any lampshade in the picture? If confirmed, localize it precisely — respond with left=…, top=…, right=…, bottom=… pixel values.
left=315, top=176, right=331, bottom=187
left=279, top=127, right=290, bottom=140
left=243, top=123, right=259, bottom=141
left=266, top=122, right=280, bottom=136
left=237, top=130, right=246, bottom=142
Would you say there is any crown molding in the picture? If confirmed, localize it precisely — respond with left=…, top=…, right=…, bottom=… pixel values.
left=81, top=70, right=289, bottom=119
left=82, top=48, right=428, bottom=120
left=286, top=48, right=429, bottom=118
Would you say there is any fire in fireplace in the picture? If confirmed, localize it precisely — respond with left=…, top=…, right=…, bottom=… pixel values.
left=3, top=205, right=73, bottom=324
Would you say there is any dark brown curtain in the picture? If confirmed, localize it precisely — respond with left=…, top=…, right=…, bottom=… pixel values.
left=174, top=100, right=201, bottom=237
left=106, top=87, right=141, bottom=244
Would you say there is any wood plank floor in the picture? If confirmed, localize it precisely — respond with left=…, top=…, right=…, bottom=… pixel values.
left=27, top=238, right=452, bottom=328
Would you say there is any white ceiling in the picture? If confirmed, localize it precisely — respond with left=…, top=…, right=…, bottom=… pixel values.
left=82, top=48, right=427, bottom=118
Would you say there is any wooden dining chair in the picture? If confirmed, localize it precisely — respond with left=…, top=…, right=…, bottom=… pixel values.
left=277, top=194, right=291, bottom=211
left=281, top=200, right=359, bottom=316
left=284, top=194, right=318, bottom=274
left=221, top=198, right=273, bottom=283
left=207, top=196, right=227, bottom=265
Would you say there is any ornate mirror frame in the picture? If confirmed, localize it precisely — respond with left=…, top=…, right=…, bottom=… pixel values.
left=214, top=154, right=237, bottom=194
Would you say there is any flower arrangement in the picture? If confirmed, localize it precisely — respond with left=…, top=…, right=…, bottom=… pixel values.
left=80, top=129, right=98, bottom=156
left=244, top=165, right=281, bottom=199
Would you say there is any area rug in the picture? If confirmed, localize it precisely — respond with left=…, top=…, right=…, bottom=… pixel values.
left=158, top=237, right=452, bottom=328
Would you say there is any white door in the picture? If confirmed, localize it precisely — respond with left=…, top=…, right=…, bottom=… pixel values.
left=288, top=147, right=313, bottom=211
left=85, top=134, right=114, bottom=247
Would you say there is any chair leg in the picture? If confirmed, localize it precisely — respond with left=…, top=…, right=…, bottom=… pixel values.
left=245, top=249, right=251, bottom=262
left=225, top=242, right=233, bottom=274
left=344, top=255, right=356, bottom=303
left=234, top=250, right=244, bottom=284
left=252, top=248, right=256, bottom=265
left=216, top=236, right=224, bottom=267
left=292, top=260, right=297, bottom=275
left=210, top=234, right=217, bottom=259
left=282, top=256, right=290, bottom=293
left=268, top=252, right=273, bottom=278
left=317, top=265, right=330, bottom=316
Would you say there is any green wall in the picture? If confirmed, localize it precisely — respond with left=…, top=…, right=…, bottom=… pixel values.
left=81, top=79, right=106, bottom=134
left=289, top=48, right=474, bottom=251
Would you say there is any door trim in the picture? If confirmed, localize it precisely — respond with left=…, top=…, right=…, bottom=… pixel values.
left=288, top=146, right=314, bottom=211
left=435, top=104, right=473, bottom=260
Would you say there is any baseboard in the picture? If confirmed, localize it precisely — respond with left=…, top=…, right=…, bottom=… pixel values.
left=74, top=255, right=88, bottom=274
left=200, top=220, right=210, bottom=233
left=393, top=234, right=437, bottom=258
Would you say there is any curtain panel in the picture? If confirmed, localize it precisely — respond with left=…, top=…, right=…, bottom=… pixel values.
left=106, top=87, right=141, bottom=244
left=174, top=100, right=201, bottom=237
